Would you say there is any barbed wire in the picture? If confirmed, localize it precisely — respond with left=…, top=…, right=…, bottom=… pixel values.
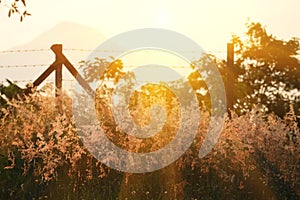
left=64, top=48, right=226, bottom=54
left=0, top=79, right=75, bottom=84
left=0, top=63, right=81, bottom=69
left=0, top=48, right=226, bottom=54
left=0, top=49, right=50, bottom=53
left=0, top=63, right=192, bottom=69
left=64, top=48, right=125, bottom=53
left=0, top=48, right=226, bottom=70
left=0, top=64, right=51, bottom=68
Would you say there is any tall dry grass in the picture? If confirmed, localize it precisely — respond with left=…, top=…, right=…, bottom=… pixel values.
left=0, top=86, right=299, bottom=199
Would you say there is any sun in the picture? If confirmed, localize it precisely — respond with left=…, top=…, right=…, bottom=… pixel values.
left=154, top=10, right=170, bottom=26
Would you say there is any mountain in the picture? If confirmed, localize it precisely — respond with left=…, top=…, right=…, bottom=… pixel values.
left=0, top=21, right=106, bottom=87
left=15, top=22, right=105, bottom=50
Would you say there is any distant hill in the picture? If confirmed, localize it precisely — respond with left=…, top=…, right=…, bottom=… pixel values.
left=0, top=21, right=105, bottom=87
left=14, top=21, right=105, bottom=50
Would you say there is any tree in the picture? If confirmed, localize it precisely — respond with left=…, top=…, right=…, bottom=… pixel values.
left=188, top=53, right=224, bottom=111
left=231, top=22, right=300, bottom=118
left=80, top=58, right=125, bottom=84
left=1, top=0, right=30, bottom=21
left=187, top=22, right=300, bottom=124
left=80, top=22, right=300, bottom=121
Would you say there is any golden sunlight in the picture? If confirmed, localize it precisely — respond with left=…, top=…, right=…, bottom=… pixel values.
left=154, top=10, right=170, bottom=26
left=119, top=49, right=192, bottom=82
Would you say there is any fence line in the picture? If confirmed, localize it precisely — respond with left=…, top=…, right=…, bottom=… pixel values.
left=0, top=64, right=80, bottom=69
left=0, top=49, right=50, bottom=53
left=0, top=64, right=191, bottom=69
left=0, top=48, right=226, bottom=69
left=0, top=64, right=51, bottom=68
left=0, top=79, right=75, bottom=84
left=0, top=43, right=234, bottom=112
left=0, top=48, right=226, bottom=54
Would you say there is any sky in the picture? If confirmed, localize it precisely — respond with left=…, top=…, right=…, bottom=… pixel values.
left=1, top=0, right=300, bottom=51
left=0, top=0, right=300, bottom=87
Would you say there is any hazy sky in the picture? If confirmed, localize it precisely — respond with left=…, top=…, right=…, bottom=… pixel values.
left=1, top=0, right=300, bottom=52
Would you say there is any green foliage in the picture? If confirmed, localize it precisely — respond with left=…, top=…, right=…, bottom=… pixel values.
left=0, top=79, right=24, bottom=100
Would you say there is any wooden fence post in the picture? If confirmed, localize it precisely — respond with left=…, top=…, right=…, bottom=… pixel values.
left=29, top=44, right=94, bottom=113
left=51, top=44, right=63, bottom=111
left=226, top=43, right=234, bottom=112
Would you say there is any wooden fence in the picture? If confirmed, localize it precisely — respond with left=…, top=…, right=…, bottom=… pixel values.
left=28, top=43, right=234, bottom=111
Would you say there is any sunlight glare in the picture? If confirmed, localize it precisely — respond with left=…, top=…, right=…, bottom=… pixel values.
left=154, top=10, right=170, bottom=26
left=119, top=49, right=192, bottom=82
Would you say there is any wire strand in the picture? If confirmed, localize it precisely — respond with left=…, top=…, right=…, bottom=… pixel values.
left=0, top=64, right=51, bottom=68
left=0, top=49, right=50, bottom=53
left=0, top=79, right=75, bottom=84
left=0, top=48, right=226, bottom=54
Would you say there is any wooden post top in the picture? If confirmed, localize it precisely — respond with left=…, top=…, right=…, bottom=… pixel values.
left=51, top=44, right=63, bottom=54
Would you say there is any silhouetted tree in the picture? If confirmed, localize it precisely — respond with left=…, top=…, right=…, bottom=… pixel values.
left=232, top=22, right=300, bottom=117
left=80, top=58, right=125, bottom=84
left=189, top=22, right=299, bottom=119
left=1, top=0, right=30, bottom=21
left=0, top=79, right=25, bottom=116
